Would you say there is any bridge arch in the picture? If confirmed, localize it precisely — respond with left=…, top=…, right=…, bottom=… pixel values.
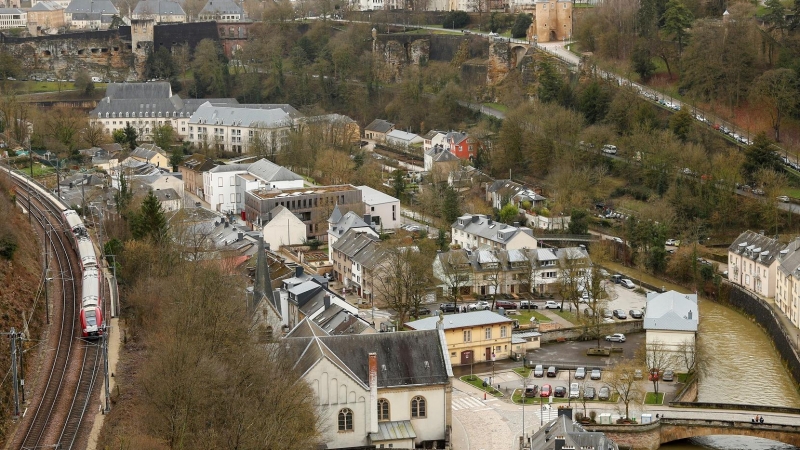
left=510, top=45, right=527, bottom=68
left=660, top=421, right=800, bottom=448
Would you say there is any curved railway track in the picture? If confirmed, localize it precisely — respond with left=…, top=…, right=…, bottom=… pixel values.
left=7, top=173, right=102, bottom=450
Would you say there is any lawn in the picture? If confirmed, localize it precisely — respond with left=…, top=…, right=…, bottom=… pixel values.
left=512, top=309, right=552, bottom=324
left=513, top=366, right=532, bottom=377
left=483, top=102, right=508, bottom=113
left=460, top=375, right=503, bottom=397
left=676, top=373, right=689, bottom=383
left=644, top=392, right=664, bottom=405
left=554, top=309, right=579, bottom=323
left=15, top=81, right=76, bottom=93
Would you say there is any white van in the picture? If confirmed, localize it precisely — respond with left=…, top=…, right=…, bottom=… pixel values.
left=602, top=144, right=618, bottom=155
left=91, top=76, right=102, bottom=83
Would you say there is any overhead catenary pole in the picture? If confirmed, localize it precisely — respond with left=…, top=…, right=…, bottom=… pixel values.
left=45, top=225, right=50, bottom=325
left=17, top=331, right=24, bottom=404
left=10, top=328, right=19, bottom=417
left=103, top=330, right=111, bottom=413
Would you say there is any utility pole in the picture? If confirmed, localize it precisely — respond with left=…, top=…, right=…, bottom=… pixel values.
left=103, top=329, right=111, bottom=414
left=44, top=225, right=50, bottom=325
left=18, top=332, right=24, bottom=404
left=10, top=328, right=19, bottom=417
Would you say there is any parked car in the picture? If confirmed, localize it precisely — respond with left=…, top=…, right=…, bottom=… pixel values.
left=554, top=386, right=567, bottom=398
left=777, top=195, right=790, bottom=203
left=540, top=384, right=552, bottom=397
left=662, top=369, right=674, bottom=382
left=495, top=299, right=517, bottom=310
left=621, top=279, right=636, bottom=289
left=613, top=309, right=628, bottom=319
left=665, top=238, right=678, bottom=246
left=610, top=274, right=623, bottom=284
left=583, top=386, right=596, bottom=399
left=547, top=366, right=558, bottom=377
left=533, top=364, right=544, bottom=378
left=598, top=268, right=611, bottom=277
left=590, top=368, right=602, bottom=380
left=469, top=301, right=490, bottom=311
left=524, top=385, right=539, bottom=397
left=648, top=369, right=660, bottom=381
left=439, top=303, right=456, bottom=313
left=414, top=307, right=431, bottom=316
left=519, top=300, right=539, bottom=309
left=574, top=367, right=586, bottom=379
left=602, top=144, right=618, bottom=155
left=605, top=333, right=626, bottom=342
left=629, top=309, right=643, bottom=319
left=569, top=383, right=580, bottom=398
left=544, top=301, right=561, bottom=309
left=602, top=309, right=613, bottom=319
left=598, top=386, right=611, bottom=401
left=634, top=369, right=643, bottom=380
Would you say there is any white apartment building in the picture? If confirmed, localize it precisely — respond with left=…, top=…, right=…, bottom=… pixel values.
left=131, top=0, right=186, bottom=22
left=0, top=8, right=26, bottom=28
left=203, top=164, right=249, bottom=214
left=187, top=103, right=298, bottom=155
left=198, top=0, right=243, bottom=21
left=775, top=238, right=800, bottom=328
left=644, top=291, right=698, bottom=372
left=357, top=185, right=399, bottom=231
left=65, top=0, right=117, bottom=29
left=727, top=230, right=784, bottom=299
left=451, top=213, right=538, bottom=251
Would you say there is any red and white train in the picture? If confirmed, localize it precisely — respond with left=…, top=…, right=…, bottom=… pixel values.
left=2, top=167, right=104, bottom=338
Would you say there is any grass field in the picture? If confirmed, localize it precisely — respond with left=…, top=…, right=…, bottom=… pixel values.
left=644, top=392, right=664, bottom=405
left=512, top=309, right=552, bottom=324
left=461, top=375, right=503, bottom=397
left=483, top=102, right=508, bottom=112
left=513, top=366, right=532, bottom=377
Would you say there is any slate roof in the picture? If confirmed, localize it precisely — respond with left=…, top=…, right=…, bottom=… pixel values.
left=332, top=228, right=380, bottom=258
left=427, top=146, right=459, bottom=162
left=644, top=290, right=698, bottom=332
left=351, top=239, right=386, bottom=269
left=105, top=82, right=170, bottom=99
left=199, top=0, right=242, bottom=15
left=247, top=158, right=302, bottom=183
left=422, top=130, right=444, bottom=140
left=327, top=204, right=343, bottom=224
left=285, top=318, right=328, bottom=338
left=357, top=185, right=397, bottom=206
left=0, top=7, right=24, bottom=12
left=372, top=420, right=417, bottom=442
left=528, top=415, right=619, bottom=450
left=131, top=145, right=163, bottom=162
left=181, top=153, right=216, bottom=172
left=65, top=0, right=117, bottom=13
left=312, top=304, right=372, bottom=335
left=189, top=102, right=294, bottom=128
left=387, top=129, right=421, bottom=143
left=91, top=83, right=238, bottom=119
left=30, top=1, right=63, bottom=11
left=365, top=119, right=394, bottom=134
left=329, top=210, right=373, bottom=240
left=283, top=328, right=451, bottom=388
left=208, top=163, right=248, bottom=173
left=728, top=230, right=785, bottom=266
left=405, top=310, right=512, bottom=331
left=778, top=238, right=800, bottom=277
left=132, top=0, right=185, bottom=16
left=445, top=130, right=468, bottom=145
left=452, top=214, right=536, bottom=246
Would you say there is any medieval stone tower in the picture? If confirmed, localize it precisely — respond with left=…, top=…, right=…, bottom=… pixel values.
left=532, top=0, right=572, bottom=43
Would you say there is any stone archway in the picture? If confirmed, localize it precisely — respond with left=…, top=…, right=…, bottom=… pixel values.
left=510, top=45, right=527, bottom=68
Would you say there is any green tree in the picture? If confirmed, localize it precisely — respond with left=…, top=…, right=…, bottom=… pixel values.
left=391, top=169, right=406, bottom=199
left=114, top=172, right=133, bottom=212
left=537, top=61, right=564, bottom=104
left=669, top=107, right=694, bottom=141
left=499, top=203, right=519, bottom=224
left=123, top=123, right=138, bottom=150
left=662, top=0, right=693, bottom=57
left=151, top=123, right=176, bottom=150
left=443, top=186, right=461, bottom=225
left=112, top=129, right=126, bottom=146
left=763, top=0, right=787, bottom=33
left=192, top=39, right=230, bottom=97
left=750, top=69, right=797, bottom=142
left=631, top=43, right=657, bottom=81
left=511, top=13, right=532, bottom=38
left=443, top=10, right=469, bottom=28
left=567, top=208, right=589, bottom=234
left=131, top=190, right=168, bottom=243
left=145, top=46, right=178, bottom=80
left=579, top=81, right=610, bottom=124
left=169, top=151, right=184, bottom=172
left=74, top=70, right=95, bottom=95
left=742, top=133, right=782, bottom=180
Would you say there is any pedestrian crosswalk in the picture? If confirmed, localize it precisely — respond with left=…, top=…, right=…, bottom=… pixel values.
left=451, top=394, right=560, bottom=422
left=452, top=396, right=487, bottom=411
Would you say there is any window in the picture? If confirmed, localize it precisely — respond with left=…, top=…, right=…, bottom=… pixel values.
left=463, top=330, right=471, bottom=342
left=338, top=408, right=353, bottom=431
left=231, top=193, right=235, bottom=203
left=501, top=326, right=507, bottom=338
left=377, top=398, right=390, bottom=421
left=485, top=327, right=492, bottom=340
left=218, top=178, right=223, bottom=187
left=411, top=396, right=426, bottom=418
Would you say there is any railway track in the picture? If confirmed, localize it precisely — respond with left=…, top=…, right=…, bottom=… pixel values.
left=6, top=172, right=102, bottom=450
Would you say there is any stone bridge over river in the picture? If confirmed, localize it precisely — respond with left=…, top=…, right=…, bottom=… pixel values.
left=586, top=408, right=800, bottom=450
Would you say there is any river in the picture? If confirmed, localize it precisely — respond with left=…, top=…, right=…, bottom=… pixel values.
left=659, top=298, right=800, bottom=450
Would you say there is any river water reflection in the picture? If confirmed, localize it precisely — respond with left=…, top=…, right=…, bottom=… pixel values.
left=659, top=298, right=800, bottom=450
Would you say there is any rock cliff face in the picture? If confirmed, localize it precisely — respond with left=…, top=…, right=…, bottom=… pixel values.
left=372, top=35, right=430, bottom=83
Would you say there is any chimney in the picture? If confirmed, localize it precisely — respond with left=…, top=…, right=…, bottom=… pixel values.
left=295, top=266, right=304, bottom=278
left=513, top=221, right=520, bottom=227
left=687, top=310, right=692, bottom=320
left=487, top=219, right=493, bottom=225
left=323, top=295, right=331, bottom=309
left=237, top=231, right=243, bottom=241
left=368, top=353, right=379, bottom=434
left=554, top=437, right=565, bottom=450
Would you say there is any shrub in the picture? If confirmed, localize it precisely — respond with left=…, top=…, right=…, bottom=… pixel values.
left=0, top=233, right=17, bottom=260
left=511, top=13, right=532, bottom=38
left=443, top=11, right=469, bottom=29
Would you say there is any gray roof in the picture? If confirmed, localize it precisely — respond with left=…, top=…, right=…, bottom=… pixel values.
left=452, top=214, right=536, bottom=246
left=247, top=158, right=302, bottom=183
left=327, top=204, right=343, bottom=224
left=329, top=210, right=373, bottom=240
left=131, top=145, right=163, bottom=162
left=152, top=188, right=180, bottom=202
left=405, top=310, right=512, bottom=330
left=312, top=304, right=373, bottom=336
left=65, top=0, right=118, bottom=13
left=283, top=329, right=451, bottom=388
left=30, top=2, right=62, bottom=11
left=189, top=102, right=294, bottom=128
left=529, top=415, right=619, bottom=450
left=422, top=130, right=444, bottom=140
left=106, top=82, right=170, bottom=99
left=728, top=230, right=785, bottom=266
left=644, top=291, right=698, bottom=332
left=427, top=146, right=459, bottom=162
left=208, top=163, right=248, bottom=173
left=91, top=84, right=238, bottom=119
left=778, top=238, right=800, bottom=277
left=365, top=118, right=394, bottom=134
left=351, top=239, right=386, bottom=269
left=357, top=185, right=397, bottom=206
left=133, top=0, right=185, bottom=16
left=199, top=0, right=242, bottom=15
left=387, top=129, right=421, bottom=143
left=0, top=7, right=24, bottom=12
left=372, top=420, right=417, bottom=442
left=331, top=228, right=379, bottom=258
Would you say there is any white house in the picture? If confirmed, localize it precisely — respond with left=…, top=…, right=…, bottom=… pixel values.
left=131, top=0, right=185, bottom=22
left=451, top=213, right=538, bottom=251
left=643, top=290, right=699, bottom=372
left=64, top=0, right=117, bottom=29
left=202, top=163, right=249, bottom=213
left=386, top=129, right=423, bottom=149
left=187, top=102, right=298, bottom=155
left=0, top=8, right=26, bottom=28
left=197, top=0, right=243, bottom=21
left=774, top=238, right=800, bottom=329
left=357, top=185, right=399, bottom=231
left=282, top=322, right=452, bottom=449
left=151, top=188, right=182, bottom=211
left=328, top=205, right=378, bottom=262
left=727, top=230, right=784, bottom=299
left=424, top=144, right=460, bottom=172
left=260, top=205, right=305, bottom=250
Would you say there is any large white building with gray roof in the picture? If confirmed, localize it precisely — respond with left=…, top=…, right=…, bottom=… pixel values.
left=90, top=82, right=238, bottom=140
left=64, top=0, right=117, bottom=28
left=197, top=0, right=243, bottom=21
left=451, top=213, right=538, bottom=251
left=187, top=102, right=298, bottom=155
left=131, top=0, right=185, bottom=22
left=644, top=290, right=698, bottom=371
left=727, top=230, right=785, bottom=298
left=775, top=238, right=800, bottom=328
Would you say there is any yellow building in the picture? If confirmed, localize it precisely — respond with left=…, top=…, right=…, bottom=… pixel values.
left=532, top=0, right=572, bottom=43
left=405, top=311, right=513, bottom=366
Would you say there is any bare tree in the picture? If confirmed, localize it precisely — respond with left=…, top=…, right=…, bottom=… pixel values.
left=605, top=359, right=645, bottom=420
left=639, top=339, right=678, bottom=395
left=556, top=248, right=588, bottom=311
left=579, top=266, right=611, bottom=347
left=373, top=243, right=434, bottom=324
left=83, top=120, right=108, bottom=147
left=435, top=249, right=472, bottom=309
